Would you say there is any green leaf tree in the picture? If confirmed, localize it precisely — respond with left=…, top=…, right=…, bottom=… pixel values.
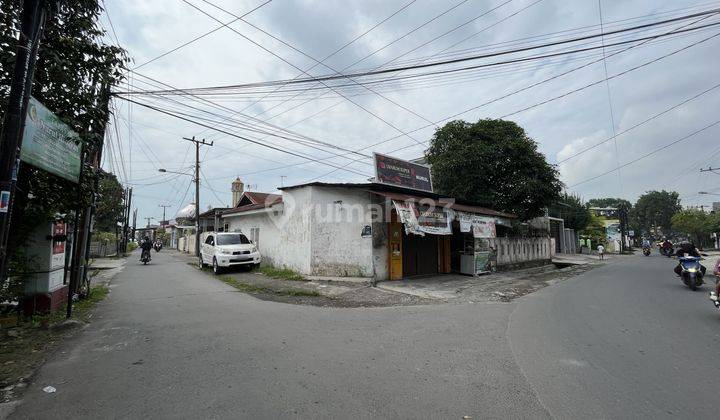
left=634, top=190, right=681, bottom=234
left=94, top=171, right=125, bottom=232
left=426, top=119, right=562, bottom=220
left=549, top=193, right=590, bottom=231
left=671, top=209, right=713, bottom=245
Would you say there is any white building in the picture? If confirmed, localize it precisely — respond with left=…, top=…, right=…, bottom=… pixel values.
left=221, top=182, right=554, bottom=281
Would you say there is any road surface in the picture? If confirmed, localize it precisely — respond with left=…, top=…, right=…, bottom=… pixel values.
left=510, top=251, right=720, bottom=418
left=8, top=251, right=720, bottom=419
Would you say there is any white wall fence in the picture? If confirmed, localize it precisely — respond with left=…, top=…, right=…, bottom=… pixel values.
left=488, top=237, right=555, bottom=267
left=177, top=235, right=196, bottom=254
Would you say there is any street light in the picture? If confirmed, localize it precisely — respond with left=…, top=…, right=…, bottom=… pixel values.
left=698, top=191, right=720, bottom=196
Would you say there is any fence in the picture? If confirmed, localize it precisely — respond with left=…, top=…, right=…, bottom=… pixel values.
left=487, top=237, right=555, bottom=267
left=89, top=241, right=117, bottom=258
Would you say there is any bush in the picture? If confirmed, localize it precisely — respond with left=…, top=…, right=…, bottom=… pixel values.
left=127, top=242, right=138, bottom=252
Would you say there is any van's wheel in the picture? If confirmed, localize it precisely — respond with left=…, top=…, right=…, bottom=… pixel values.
left=213, top=258, right=223, bottom=275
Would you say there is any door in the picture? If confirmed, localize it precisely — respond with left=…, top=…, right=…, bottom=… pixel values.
left=438, top=236, right=451, bottom=274
left=388, top=222, right=403, bottom=280
left=202, top=235, right=214, bottom=263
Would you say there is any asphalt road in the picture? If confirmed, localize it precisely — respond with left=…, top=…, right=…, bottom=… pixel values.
left=9, top=251, right=720, bottom=419
left=9, top=250, right=547, bottom=419
left=510, top=251, right=720, bottom=419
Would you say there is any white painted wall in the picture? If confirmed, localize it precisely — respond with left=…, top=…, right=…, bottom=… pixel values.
left=308, top=186, right=374, bottom=277
left=222, top=187, right=313, bottom=273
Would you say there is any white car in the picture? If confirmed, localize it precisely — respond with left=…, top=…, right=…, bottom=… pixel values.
left=200, top=232, right=261, bottom=274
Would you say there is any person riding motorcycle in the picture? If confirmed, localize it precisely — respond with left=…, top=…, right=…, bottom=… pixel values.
left=673, top=241, right=705, bottom=277
left=140, top=236, right=153, bottom=262
left=642, top=238, right=651, bottom=249
left=661, top=239, right=673, bottom=255
left=710, top=258, right=720, bottom=308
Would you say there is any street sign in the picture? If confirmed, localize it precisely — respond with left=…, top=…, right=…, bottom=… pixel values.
left=374, top=153, right=432, bottom=192
left=20, top=97, right=81, bottom=183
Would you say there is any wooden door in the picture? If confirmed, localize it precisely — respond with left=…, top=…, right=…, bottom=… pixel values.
left=438, top=236, right=451, bottom=274
left=388, top=222, right=403, bottom=280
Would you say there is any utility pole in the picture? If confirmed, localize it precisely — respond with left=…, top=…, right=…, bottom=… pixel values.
left=131, top=208, right=137, bottom=241
left=0, top=0, right=52, bottom=281
left=158, top=204, right=171, bottom=227
left=122, top=187, right=132, bottom=253
left=183, top=136, right=213, bottom=261
left=144, top=217, right=154, bottom=228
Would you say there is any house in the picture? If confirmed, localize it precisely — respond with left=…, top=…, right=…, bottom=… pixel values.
left=221, top=181, right=556, bottom=281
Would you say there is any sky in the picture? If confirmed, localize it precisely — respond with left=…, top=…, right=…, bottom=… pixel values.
left=99, top=0, right=720, bottom=226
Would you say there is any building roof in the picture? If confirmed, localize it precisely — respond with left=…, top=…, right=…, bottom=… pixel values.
left=222, top=194, right=282, bottom=216
left=279, top=181, right=516, bottom=219
left=198, top=207, right=231, bottom=219
left=243, top=191, right=280, bottom=205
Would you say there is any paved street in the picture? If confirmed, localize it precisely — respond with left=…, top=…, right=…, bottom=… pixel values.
left=8, top=250, right=720, bottom=419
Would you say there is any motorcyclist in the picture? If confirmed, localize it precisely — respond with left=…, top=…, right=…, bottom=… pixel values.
left=673, top=241, right=705, bottom=277
left=642, top=238, right=651, bottom=249
left=661, top=239, right=673, bottom=254
left=711, top=258, right=720, bottom=308
left=140, top=236, right=153, bottom=262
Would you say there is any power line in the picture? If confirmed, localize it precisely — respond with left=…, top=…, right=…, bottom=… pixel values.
left=557, top=81, right=720, bottom=164
left=569, top=119, right=720, bottom=188
left=126, top=7, right=720, bottom=95
left=131, top=0, right=272, bottom=71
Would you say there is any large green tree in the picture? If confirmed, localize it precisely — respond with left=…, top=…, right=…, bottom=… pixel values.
left=587, top=197, right=632, bottom=211
left=426, top=119, right=562, bottom=220
left=633, top=190, right=681, bottom=234
left=94, top=171, right=125, bottom=232
left=1, top=0, right=127, bottom=299
left=671, top=209, right=716, bottom=246
left=549, top=193, right=590, bottom=231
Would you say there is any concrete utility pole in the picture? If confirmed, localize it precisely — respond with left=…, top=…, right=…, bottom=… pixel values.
left=0, top=0, right=51, bottom=281
left=131, top=208, right=137, bottom=241
left=122, top=187, right=132, bottom=253
left=183, top=136, right=213, bottom=261
left=158, top=204, right=171, bottom=227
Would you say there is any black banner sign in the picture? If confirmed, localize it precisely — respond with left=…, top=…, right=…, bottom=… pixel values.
left=374, top=153, right=432, bottom=192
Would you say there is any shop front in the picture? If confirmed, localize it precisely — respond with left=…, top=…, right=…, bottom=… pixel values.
left=378, top=191, right=511, bottom=280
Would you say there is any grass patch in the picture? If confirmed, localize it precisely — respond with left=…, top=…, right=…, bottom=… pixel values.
left=258, top=266, right=306, bottom=281
left=217, top=275, right=319, bottom=297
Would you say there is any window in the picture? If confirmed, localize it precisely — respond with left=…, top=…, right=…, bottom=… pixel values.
left=249, top=227, right=260, bottom=249
left=205, top=235, right=214, bottom=246
left=223, top=223, right=229, bottom=232
left=216, top=233, right=251, bottom=245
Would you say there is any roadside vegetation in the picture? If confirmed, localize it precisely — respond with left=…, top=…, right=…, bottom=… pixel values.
left=1, top=285, right=109, bottom=403
left=257, top=266, right=306, bottom=281
left=217, top=275, right=319, bottom=297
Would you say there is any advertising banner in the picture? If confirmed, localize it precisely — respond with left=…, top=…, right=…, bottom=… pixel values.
left=393, top=200, right=452, bottom=235
left=21, top=97, right=81, bottom=183
left=603, top=219, right=621, bottom=253
left=416, top=205, right=452, bottom=235
left=457, top=212, right=496, bottom=238
left=374, top=153, right=432, bottom=192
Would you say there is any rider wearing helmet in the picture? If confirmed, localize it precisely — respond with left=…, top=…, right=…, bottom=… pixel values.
left=673, top=241, right=705, bottom=276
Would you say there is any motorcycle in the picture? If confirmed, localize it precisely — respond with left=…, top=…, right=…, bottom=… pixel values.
left=660, top=246, right=674, bottom=257
left=153, top=242, right=162, bottom=252
left=678, top=256, right=703, bottom=290
left=642, top=246, right=651, bottom=256
left=141, top=249, right=151, bottom=265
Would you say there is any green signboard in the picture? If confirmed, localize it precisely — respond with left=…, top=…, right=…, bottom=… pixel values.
left=20, top=97, right=81, bottom=183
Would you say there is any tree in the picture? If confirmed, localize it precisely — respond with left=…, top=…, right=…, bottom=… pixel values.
left=549, top=193, right=590, bottom=231
left=587, top=197, right=632, bottom=212
left=0, top=0, right=127, bottom=300
left=634, top=190, right=681, bottom=234
left=580, top=213, right=607, bottom=246
left=671, top=209, right=714, bottom=245
left=94, top=171, right=125, bottom=232
left=426, top=119, right=562, bottom=220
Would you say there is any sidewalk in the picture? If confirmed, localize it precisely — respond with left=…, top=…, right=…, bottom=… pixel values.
left=88, top=256, right=127, bottom=287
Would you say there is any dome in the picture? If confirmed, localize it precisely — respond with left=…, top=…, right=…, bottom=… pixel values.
left=175, top=203, right=196, bottom=220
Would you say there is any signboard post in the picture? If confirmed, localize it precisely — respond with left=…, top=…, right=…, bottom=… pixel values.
left=374, top=153, right=432, bottom=192
left=20, top=97, right=81, bottom=182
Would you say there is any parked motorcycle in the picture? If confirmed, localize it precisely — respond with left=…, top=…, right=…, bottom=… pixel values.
left=678, top=256, right=703, bottom=290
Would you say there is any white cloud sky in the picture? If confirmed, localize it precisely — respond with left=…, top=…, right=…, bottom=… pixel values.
left=99, top=0, right=720, bottom=224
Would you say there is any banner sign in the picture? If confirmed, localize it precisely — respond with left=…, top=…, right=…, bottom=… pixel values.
left=416, top=204, right=452, bottom=235
left=374, top=153, right=432, bottom=192
left=457, top=212, right=497, bottom=238
left=21, top=97, right=81, bottom=183
left=393, top=200, right=451, bottom=236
